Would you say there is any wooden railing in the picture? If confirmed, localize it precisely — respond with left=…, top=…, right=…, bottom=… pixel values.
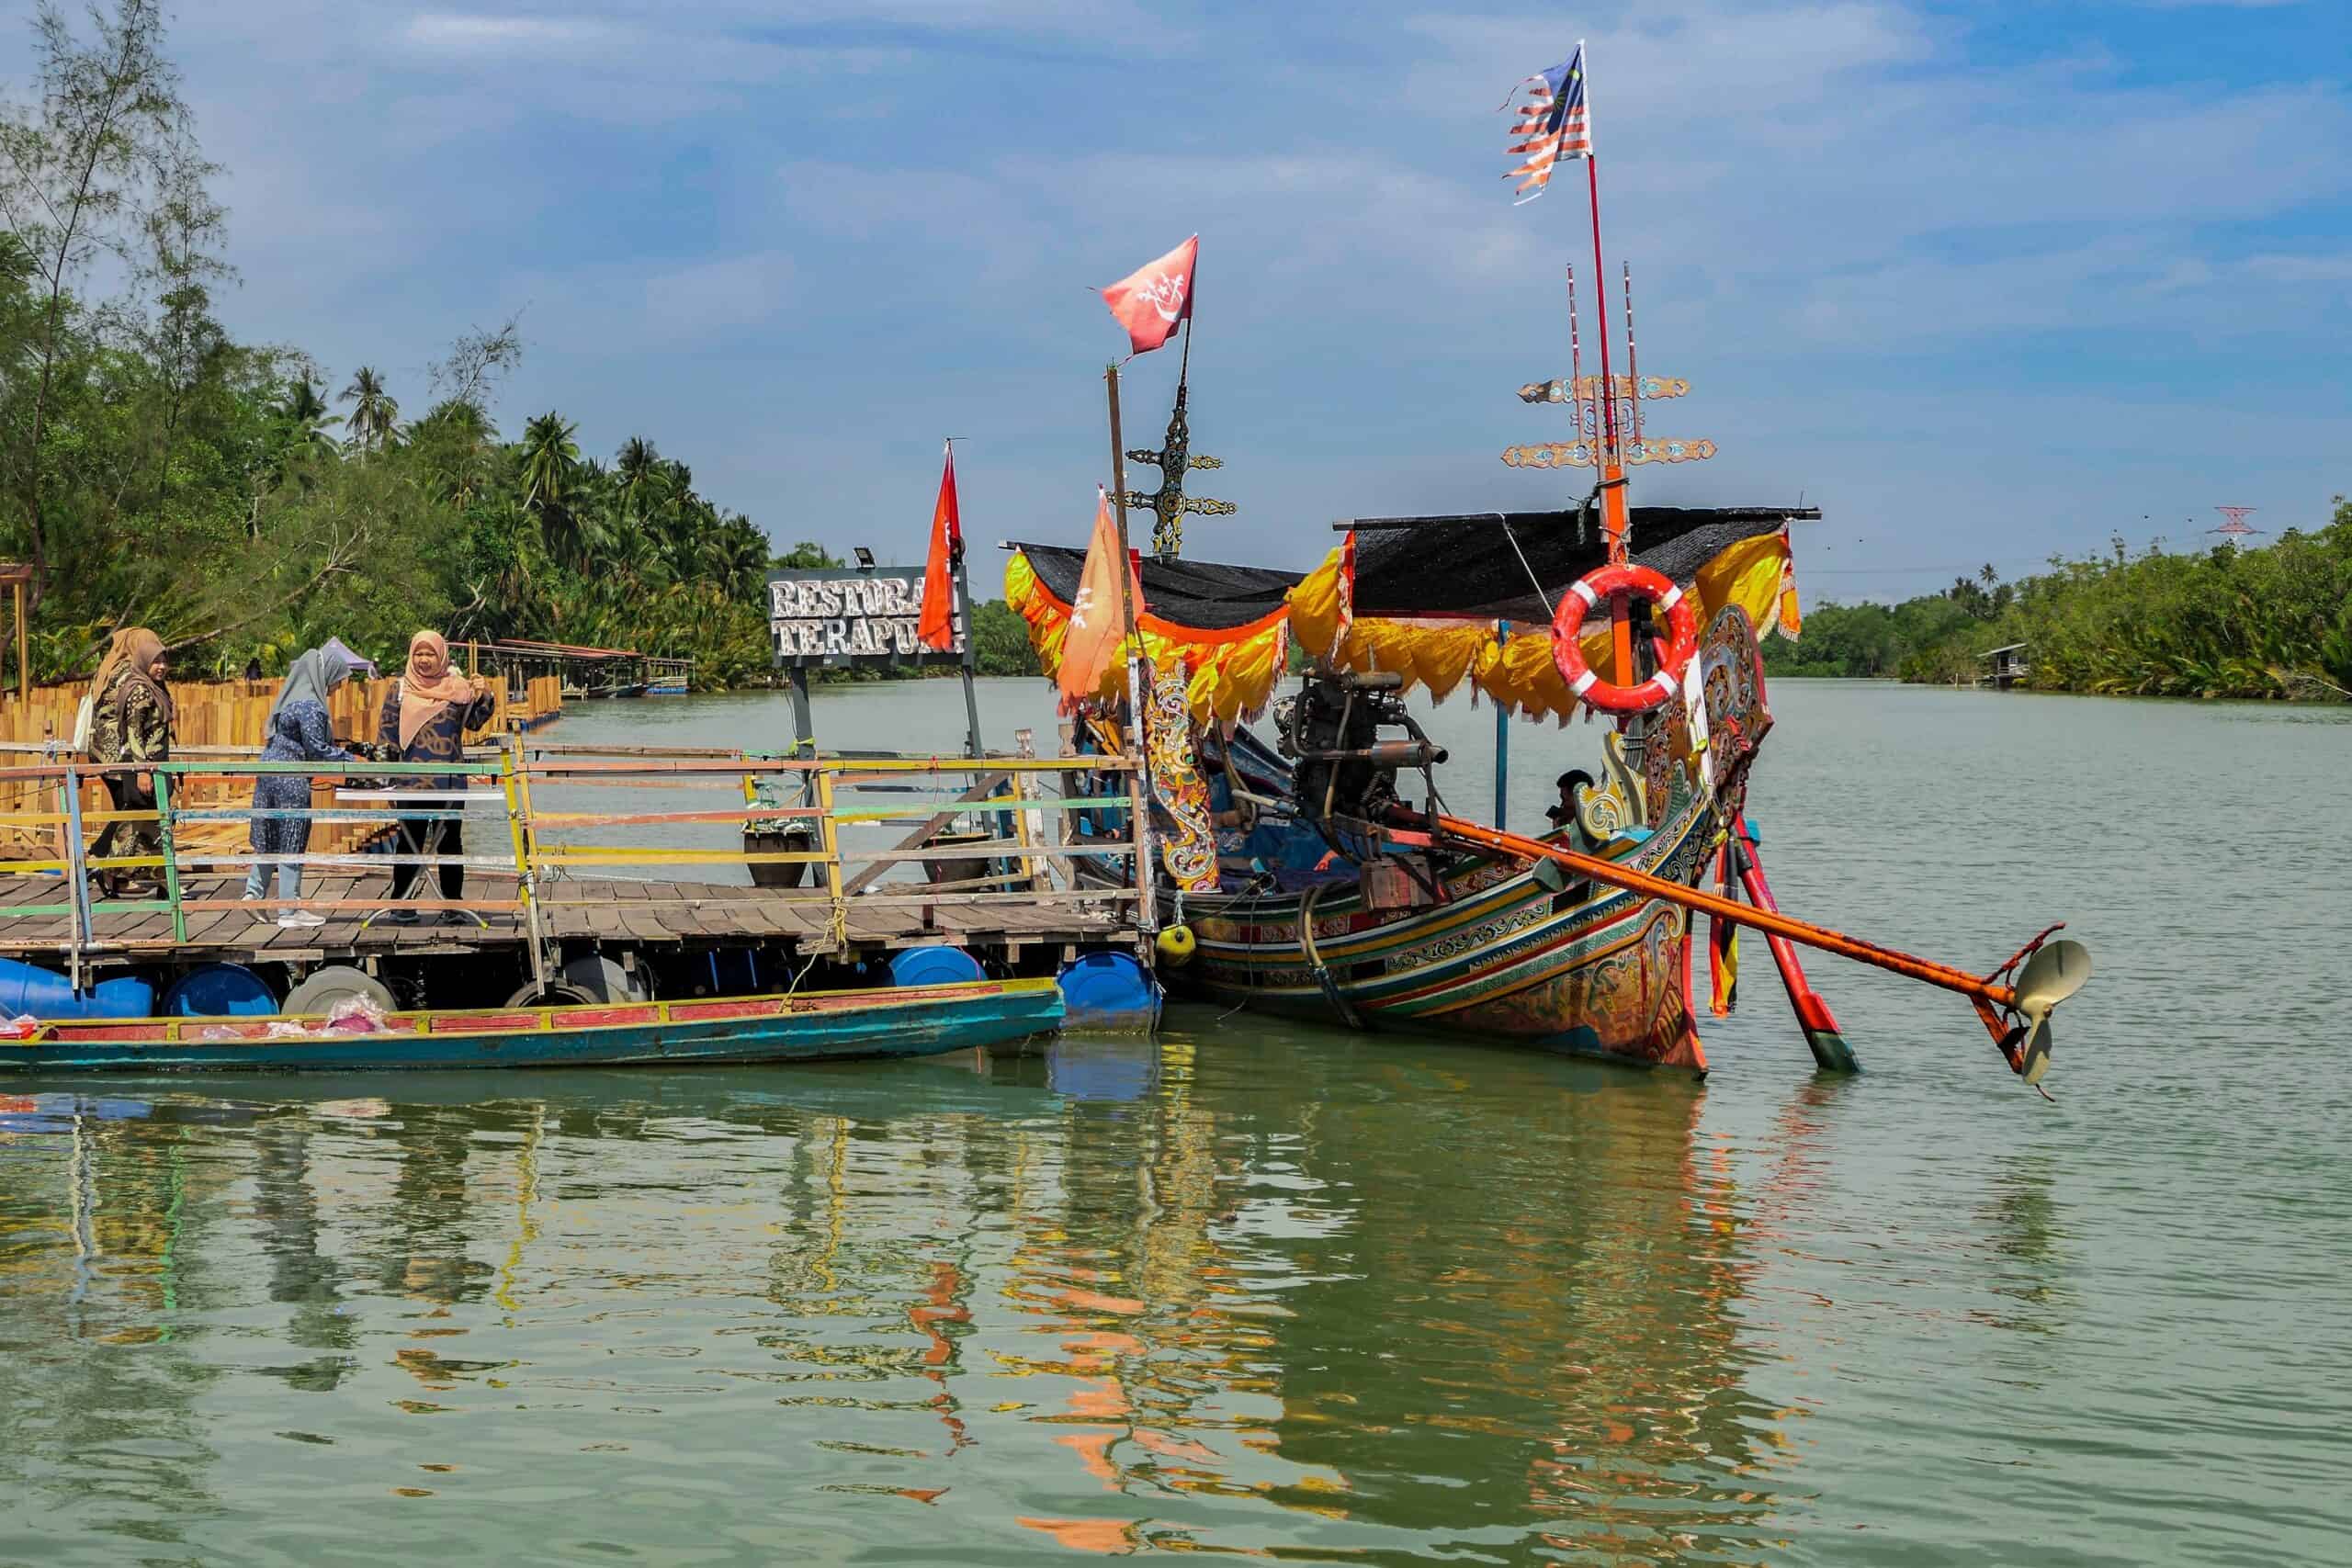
left=0, top=739, right=1151, bottom=988
left=0, top=675, right=562, bottom=867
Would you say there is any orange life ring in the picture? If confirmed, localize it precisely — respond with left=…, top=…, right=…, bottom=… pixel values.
left=1550, top=562, right=1700, bottom=715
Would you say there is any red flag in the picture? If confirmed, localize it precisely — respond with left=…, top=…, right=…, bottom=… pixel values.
left=1057, top=488, right=1141, bottom=703
left=1099, top=235, right=1197, bottom=355
left=917, top=440, right=960, bottom=650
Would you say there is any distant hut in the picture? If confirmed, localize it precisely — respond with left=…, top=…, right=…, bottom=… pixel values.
left=1979, top=643, right=2030, bottom=690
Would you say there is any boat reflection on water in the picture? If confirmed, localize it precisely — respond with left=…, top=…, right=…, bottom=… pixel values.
left=0, top=1044, right=1803, bottom=1559
left=1255, top=1059, right=1794, bottom=1562
left=997, top=1036, right=1358, bottom=1554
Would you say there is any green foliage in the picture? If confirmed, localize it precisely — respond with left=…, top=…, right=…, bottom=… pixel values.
left=968, top=597, right=1040, bottom=677
left=1765, top=498, right=2352, bottom=702
left=0, top=1, right=909, bottom=692
left=1762, top=594, right=1976, bottom=679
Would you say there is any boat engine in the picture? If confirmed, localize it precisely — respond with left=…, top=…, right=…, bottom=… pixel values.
left=1281, top=670, right=1448, bottom=829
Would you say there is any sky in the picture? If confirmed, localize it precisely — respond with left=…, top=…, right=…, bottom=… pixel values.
left=9, top=0, right=2348, bottom=604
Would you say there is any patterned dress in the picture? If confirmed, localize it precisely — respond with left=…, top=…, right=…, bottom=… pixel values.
left=88, top=668, right=172, bottom=871
left=249, top=697, right=352, bottom=861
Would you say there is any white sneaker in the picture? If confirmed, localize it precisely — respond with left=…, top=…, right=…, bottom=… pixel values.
left=277, top=910, right=327, bottom=928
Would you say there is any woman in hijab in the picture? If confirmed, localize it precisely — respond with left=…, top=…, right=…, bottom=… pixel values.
left=244, top=646, right=363, bottom=926
left=85, top=628, right=175, bottom=899
left=378, top=631, right=494, bottom=919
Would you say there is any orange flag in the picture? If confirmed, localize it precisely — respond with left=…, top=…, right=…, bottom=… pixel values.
left=1057, top=488, right=1140, bottom=704
left=917, top=440, right=961, bottom=650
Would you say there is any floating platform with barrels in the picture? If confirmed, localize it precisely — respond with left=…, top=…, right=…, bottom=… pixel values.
left=0, top=736, right=1156, bottom=1042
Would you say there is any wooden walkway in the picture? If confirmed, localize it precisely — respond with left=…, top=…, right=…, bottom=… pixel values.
left=0, top=873, right=1137, bottom=971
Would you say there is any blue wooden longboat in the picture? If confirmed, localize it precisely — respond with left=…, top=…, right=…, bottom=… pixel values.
left=0, top=976, right=1063, bottom=1075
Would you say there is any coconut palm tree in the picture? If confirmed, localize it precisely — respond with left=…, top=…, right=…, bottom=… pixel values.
left=615, top=436, right=665, bottom=523
left=338, top=367, right=400, bottom=458
left=267, top=377, right=342, bottom=472
left=520, top=412, right=580, bottom=512
left=411, top=398, right=497, bottom=508
left=703, top=515, right=772, bottom=600
left=519, top=411, right=584, bottom=562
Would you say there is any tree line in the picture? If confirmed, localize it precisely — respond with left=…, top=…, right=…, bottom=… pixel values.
left=0, top=2, right=1037, bottom=689
left=1762, top=497, right=2352, bottom=701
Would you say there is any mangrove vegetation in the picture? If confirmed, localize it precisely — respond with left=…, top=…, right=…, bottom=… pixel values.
left=1763, top=496, right=2352, bottom=702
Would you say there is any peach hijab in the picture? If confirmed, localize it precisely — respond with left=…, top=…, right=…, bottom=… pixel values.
left=397, top=631, right=476, bottom=750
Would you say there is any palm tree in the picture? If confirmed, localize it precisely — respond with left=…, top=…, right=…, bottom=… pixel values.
left=520, top=412, right=580, bottom=513
left=611, top=522, right=670, bottom=588
left=412, top=398, right=496, bottom=508
left=704, top=515, right=772, bottom=599
left=338, top=367, right=400, bottom=458
left=268, top=378, right=342, bottom=468
left=519, top=411, right=583, bottom=563
left=615, top=436, right=665, bottom=523
left=1979, top=562, right=1998, bottom=590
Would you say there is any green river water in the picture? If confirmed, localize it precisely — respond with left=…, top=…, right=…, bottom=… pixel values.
left=2, top=679, right=2346, bottom=1564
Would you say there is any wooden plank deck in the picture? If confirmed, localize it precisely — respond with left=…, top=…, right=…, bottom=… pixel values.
left=0, top=872, right=1136, bottom=971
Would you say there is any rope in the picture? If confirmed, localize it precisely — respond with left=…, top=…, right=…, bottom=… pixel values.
left=1498, top=512, right=1557, bottom=618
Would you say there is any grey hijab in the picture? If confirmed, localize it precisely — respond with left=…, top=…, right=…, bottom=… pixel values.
left=267, top=648, right=350, bottom=723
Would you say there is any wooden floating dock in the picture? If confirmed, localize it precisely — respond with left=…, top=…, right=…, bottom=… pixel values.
left=0, top=872, right=1135, bottom=967
left=0, top=740, right=1150, bottom=997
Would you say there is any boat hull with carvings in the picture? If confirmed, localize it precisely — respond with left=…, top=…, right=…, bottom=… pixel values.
left=1165, top=604, right=1775, bottom=1076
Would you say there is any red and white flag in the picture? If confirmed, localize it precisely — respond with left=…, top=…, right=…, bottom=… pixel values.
left=917, top=440, right=961, bottom=650
left=1057, top=488, right=1142, bottom=702
left=1099, top=235, right=1197, bottom=355
left=1500, top=44, right=1590, bottom=205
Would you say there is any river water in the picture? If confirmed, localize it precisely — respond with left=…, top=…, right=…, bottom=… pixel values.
left=3, top=678, right=2346, bottom=1564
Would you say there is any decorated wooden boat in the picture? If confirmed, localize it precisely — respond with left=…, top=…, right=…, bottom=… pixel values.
left=1178, top=732, right=1725, bottom=1072
left=996, top=152, right=2088, bottom=1086
left=1006, top=506, right=1801, bottom=1076
left=0, top=976, right=1063, bottom=1075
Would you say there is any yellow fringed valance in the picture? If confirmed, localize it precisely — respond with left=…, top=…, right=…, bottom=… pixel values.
left=1286, top=527, right=1803, bottom=723
left=1004, top=551, right=1291, bottom=725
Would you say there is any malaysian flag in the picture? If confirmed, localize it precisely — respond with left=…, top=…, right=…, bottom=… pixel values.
left=1500, top=44, right=1590, bottom=205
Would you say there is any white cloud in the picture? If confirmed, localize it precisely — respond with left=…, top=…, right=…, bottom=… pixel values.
left=643, top=251, right=794, bottom=338
left=2244, top=252, right=2352, bottom=284
left=75, top=0, right=2346, bottom=574
left=405, top=13, right=614, bottom=51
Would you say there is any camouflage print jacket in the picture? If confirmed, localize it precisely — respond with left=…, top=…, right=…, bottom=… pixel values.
left=89, top=670, right=171, bottom=768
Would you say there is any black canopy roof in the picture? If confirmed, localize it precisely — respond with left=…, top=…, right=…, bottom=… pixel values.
left=1012, top=504, right=1813, bottom=629
left=1009, top=546, right=1304, bottom=631
left=1346, top=505, right=1814, bottom=625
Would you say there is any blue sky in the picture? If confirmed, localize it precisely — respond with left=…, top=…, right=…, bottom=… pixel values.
left=17, top=0, right=2348, bottom=603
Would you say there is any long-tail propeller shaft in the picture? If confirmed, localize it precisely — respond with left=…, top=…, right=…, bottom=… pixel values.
left=1421, top=812, right=2091, bottom=1090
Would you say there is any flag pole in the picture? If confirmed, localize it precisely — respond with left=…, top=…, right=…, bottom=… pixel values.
left=945, top=440, right=985, bottom=760
left=1104, top=365, right=1139, bottom=644
left=1104, top=363, right=1158, bottom=932
left=1577, top=39, right=1636, bottom=688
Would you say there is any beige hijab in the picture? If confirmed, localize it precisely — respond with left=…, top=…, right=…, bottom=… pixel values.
left=90, top=628, right=173, bottom=720
left=397, top=630, right=476, bottom=749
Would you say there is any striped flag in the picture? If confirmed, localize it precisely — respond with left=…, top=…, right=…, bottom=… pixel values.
left=1500, top=43, right=1590, bottom=205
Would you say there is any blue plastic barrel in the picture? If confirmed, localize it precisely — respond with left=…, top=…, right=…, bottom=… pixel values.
left=888, top=946, right=985, bottom=987
left=163, top=963, right=280, bottom=1018
left=1056, top=951, right=1161, bottom=1031
left=0, top=956, right=155, bottom=1021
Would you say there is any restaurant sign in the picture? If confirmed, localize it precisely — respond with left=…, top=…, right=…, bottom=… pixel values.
left=766, top=567, right=963, bottom=668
